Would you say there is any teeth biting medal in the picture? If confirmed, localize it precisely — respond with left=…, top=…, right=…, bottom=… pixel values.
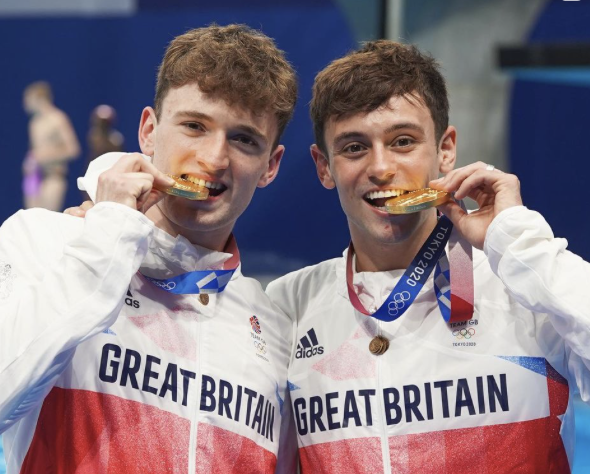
left=159, top=175, right=209, bottom=200
left=385, top=188, right=451, bottom=214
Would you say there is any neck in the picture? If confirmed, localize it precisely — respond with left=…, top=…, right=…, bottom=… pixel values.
left=352, top=211, right=438, bottom=272
left=145, top=205, right=232, bottom=252
left=36, top=103, right=53, bottom=115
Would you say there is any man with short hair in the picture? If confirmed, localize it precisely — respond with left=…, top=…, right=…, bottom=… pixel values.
left=22, top=80, right=80, bottom=211
left=0, top=24, right=297, bottom=473
left=267, top=40, right=590, bottom=473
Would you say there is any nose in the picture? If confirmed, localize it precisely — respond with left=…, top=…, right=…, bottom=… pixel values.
left=366, top=145, right=396, bottom=183
left=196, top=132, right=230, bottom=172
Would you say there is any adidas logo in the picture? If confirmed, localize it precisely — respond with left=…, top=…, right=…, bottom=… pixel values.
left=295, top=328, right=324, bottom=359
left=125, top=288, right=140, bottom=309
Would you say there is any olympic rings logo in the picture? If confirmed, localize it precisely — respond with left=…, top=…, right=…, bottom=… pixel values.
left=452, top=328, right=475, bottom=339
left=253, top=341, right=267, bottom=354
left=387, top=291, right=411, bottom=316
left=151, top=280, right=177, bottom=291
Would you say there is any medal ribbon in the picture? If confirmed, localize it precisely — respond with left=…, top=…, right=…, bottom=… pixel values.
left=434, top=219, right=475, bottom=323
left=346, top=214, right=473, bottom=323
left=142, top=235, right=240, bottom=295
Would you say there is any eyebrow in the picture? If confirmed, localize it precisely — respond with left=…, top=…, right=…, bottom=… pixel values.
left=173, top=110, right=267, bottom=144
left=332, top=122, right=426, bottom=149
left=332, top=131, right=365, bottom=148
left=173, top=110, right=212, bottom=121
left=384, top=122, right=426, bottom=135
left=234, top=124, right=266, bottom=142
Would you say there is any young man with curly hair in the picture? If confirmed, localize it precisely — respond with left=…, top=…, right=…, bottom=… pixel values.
left=0, top=24, right=298, bottom=473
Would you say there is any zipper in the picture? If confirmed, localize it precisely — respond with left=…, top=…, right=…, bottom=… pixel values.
left=375, top=320, right=391, bottom=474
left=187, top=302, right=203, bottom=473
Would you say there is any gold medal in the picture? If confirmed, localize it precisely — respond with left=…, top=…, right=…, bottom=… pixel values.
left=199, top=293, right=209, bottom=306
left=385, top=188, right=451, bottom=214
left=369, top=335, right=389, bottom=355
left=161, top=175, right=209, bottom=200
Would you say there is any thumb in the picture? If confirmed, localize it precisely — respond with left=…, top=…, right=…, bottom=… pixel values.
left=139, top=189, right=168, bottom=214
left=436, top=200, right=467, bottom=227
left=153, top=170, right=176, bottom=190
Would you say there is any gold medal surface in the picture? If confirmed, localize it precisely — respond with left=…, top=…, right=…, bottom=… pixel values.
left=369, top=335, right=389, bottom=355
left=385, top=188, right=451, bottom=214
left=162, top=175, right=209, bottom=200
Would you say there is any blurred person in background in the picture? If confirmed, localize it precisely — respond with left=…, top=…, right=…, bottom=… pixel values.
left=22, top=81, right=80, bottom=211
left=1, top=24, right=297, bottom=473
left=266, top=40, right=590, bottom=473
left=87, top=104, right=124, bottom=162
left=83, top=104, right=125, bottom=200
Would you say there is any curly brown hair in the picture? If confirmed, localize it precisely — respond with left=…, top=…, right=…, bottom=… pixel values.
left=311, top=40, right=449, bottom=155
left=155, top=24, right=298, bottom=147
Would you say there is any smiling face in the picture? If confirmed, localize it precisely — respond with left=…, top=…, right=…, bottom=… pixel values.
left=312, top=93, right=456, bottom=252
left=139, top=83, right=283, bottom=248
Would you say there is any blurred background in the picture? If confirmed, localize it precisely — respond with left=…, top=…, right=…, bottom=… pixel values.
left=0, top=0, right=589, bottom=472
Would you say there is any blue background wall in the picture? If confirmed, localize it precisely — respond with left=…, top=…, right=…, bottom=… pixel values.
left=510, top=0, right=590, bottom=263
left=1, top=0, right=590, bottom=471
left=0, top=1, right=355, bottom=274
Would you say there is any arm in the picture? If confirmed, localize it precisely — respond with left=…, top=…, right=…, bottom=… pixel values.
left=267, top=277, right=300, bottom=474
left=274, top=388, right=299, bottom=474
left=430, top=162, right=590, bottom=328
left=0, top=204, right=153, bottom=433
left=431, top=164, right=590, bottom=397
left=0, top=154, right=174, bottom=433
left=56, top=112, right=81, bottom=160
left=484, top=205, right=590, bottom=356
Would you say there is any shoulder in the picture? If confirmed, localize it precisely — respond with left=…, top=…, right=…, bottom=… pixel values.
left=236, top=273, right=268, bottom=296
left=235, top=273, right=295, bottom=326
left=1, top=209, right=84, bottom=257
left=265, top=258, right=341, bottom=319
left=267, top=258, right=339, bottom=295
left=51, top=107, right=70, bottom=122
left=2, top=208, right=80, bottom=232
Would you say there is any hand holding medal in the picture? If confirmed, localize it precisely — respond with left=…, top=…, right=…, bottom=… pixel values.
left=95, top=153, right=176, bottom=213
left=428, top=161, right=523, bottom=250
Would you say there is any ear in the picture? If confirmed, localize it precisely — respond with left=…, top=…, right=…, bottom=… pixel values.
left=257, top=145, right=285, bottom=188
left=138, top=107, right=157, bottom=156
left=310, top=144, right=335, bottom=189
left=438, top=125, right=457, bottom=174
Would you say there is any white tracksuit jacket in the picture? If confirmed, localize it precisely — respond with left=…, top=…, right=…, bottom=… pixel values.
left=267, top=206, right=590, bottom=474
left=0, top=203, right=295, bottom=473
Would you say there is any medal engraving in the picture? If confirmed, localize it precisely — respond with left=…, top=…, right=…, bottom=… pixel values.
left=385, top=188, right=451, bottom=214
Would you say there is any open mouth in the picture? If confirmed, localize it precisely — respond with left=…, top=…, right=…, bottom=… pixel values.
left=180, top=174, right=227, bottom=197
left=363, top=189, right=409, bottom=210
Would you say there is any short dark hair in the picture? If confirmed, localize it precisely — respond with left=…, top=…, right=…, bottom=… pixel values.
left=311, top=40, right=449, bottom=154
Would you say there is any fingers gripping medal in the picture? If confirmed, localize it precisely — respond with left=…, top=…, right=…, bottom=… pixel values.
left=385, top=188, right=451, bottom=214
left=160, top=175, right=209, bottom=200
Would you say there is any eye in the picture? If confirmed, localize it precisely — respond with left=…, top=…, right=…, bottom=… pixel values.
left=394, top=137, right=415, bottom=148
left=183, top=122, right=204, bottom=131
left=232, top=135, right=259, bottom=148
left=342, top=143, right=366, bottom=155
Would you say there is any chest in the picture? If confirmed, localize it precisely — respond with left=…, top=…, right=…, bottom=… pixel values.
left=288, top=292, right=569, bottom=439
left=58, top=274, right=287, bottom=424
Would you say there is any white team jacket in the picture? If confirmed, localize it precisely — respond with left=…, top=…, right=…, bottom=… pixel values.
left=0, top=203, right=295, bottom=473
left=267, top=206, right=590, bottom=474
